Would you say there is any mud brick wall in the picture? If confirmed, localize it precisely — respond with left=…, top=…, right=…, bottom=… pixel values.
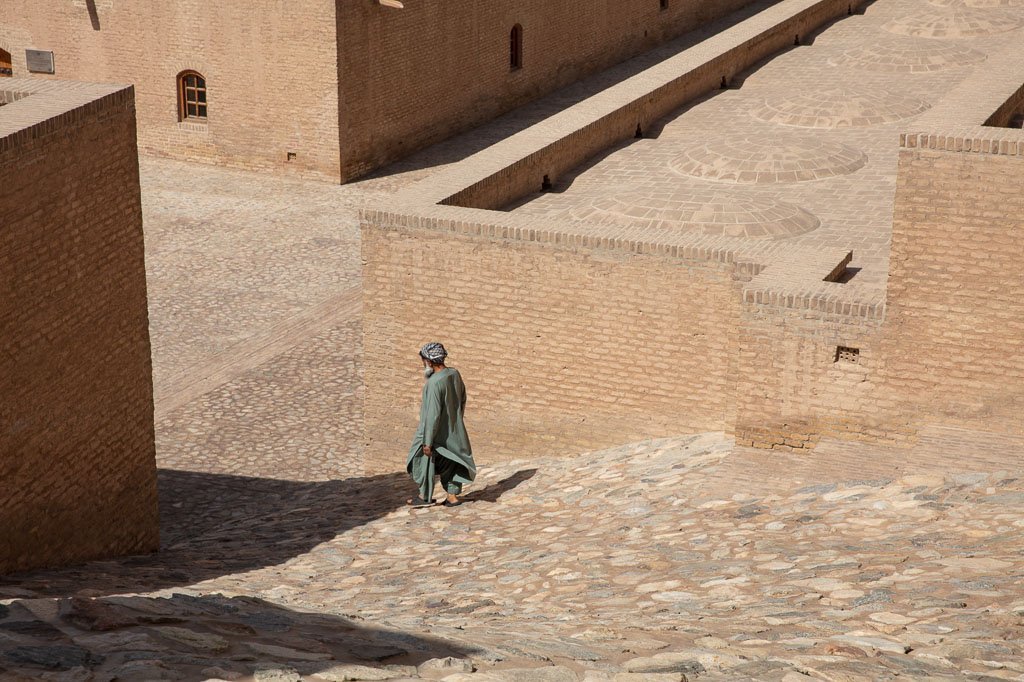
left=0, top=1, right=340, bottom=179
left=0, top=83, right=158, bottom=574
left=361, top=219, right=745, bottom=470
left=335, top=0, right=759, bottom=182
left=732, top=300, right=899, bottom=450
left=883, top=147, right=1024, bottom=436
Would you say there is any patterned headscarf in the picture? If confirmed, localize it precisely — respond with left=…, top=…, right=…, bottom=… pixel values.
left=419, top=342, right=448, bottom=364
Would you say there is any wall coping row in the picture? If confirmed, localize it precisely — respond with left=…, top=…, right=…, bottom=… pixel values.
left=0, top=79, right=134, bottom=158
left=361, top=204, right=881, bottom=316
left=899, top=41, right=1024, bottom=156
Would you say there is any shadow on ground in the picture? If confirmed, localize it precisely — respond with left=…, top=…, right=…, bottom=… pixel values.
left=0, top=593, right=475, bottom=681
left=461, top=469, right=536, bottom=504
left=0, top=468, right=534, bottom=599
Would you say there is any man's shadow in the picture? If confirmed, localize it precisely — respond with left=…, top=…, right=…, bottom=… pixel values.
left=0, top=467, right=535, bottom=598
left=461, top=469, right=536, bottom=504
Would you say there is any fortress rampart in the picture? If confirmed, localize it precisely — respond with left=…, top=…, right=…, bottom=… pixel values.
left=361, top=0, right=1024, bottom=467
left=2, top=0, right=767, bottom=182
left=0, top=80, right=158, bottom=574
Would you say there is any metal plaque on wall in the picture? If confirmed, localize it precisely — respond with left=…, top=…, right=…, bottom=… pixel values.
left=26, top=49, right=55, bottom=74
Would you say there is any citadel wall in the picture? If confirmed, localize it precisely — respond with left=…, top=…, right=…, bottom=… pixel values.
left=0, top=1, right=341, bottom=179
left=361, top=2, right=1024, bottom=464
left=0, top=80, right=158, bottom=574
left=884, top=146, right=1024, bottom=437
left=335, top=0, right=761, bottom=182
left=361, top=215, right=745, bottom=465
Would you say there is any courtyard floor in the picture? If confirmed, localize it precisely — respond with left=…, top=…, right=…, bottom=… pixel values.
left=3, top=0, right=1024, bottom=679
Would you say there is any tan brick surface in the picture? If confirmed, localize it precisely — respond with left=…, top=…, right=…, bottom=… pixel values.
left=362, top=223, right=742, bottom=467
left=1, top=0, right=765, bottom=182
left=0, top=1, right=341, bottom=179
left=884, top=147, right=1024, bottom=436
left=0, top=80, right=157, bottom=574
left=362, top=0, right=1024, bottom=458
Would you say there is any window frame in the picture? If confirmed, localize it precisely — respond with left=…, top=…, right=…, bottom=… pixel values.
left=177, top=70, right=208, bottom=122
left=0, top=48, right=12, bottom=77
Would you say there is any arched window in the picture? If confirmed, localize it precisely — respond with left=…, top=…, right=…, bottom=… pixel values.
left=177, top=70, right=207, bottom=121
left=0, top=48, right=12, bottom=77
left=510, top=24, right=523, bottom=71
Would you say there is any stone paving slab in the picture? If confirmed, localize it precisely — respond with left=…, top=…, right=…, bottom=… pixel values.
left=4, top=433, right=1024, bottom=680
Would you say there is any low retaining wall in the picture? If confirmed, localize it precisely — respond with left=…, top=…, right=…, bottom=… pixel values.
left=363, top=215, right=743, bottom=466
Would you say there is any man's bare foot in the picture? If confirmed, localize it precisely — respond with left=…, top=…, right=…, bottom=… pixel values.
left=442, top=494, right=461, bottom=507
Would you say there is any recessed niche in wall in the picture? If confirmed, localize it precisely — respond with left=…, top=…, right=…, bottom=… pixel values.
left=835, top=346, right=860, bottom=363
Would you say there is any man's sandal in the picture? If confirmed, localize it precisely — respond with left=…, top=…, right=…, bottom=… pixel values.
left=406, top=496, right=434, bottom=508
left=442, top=498, right=462, bottom=507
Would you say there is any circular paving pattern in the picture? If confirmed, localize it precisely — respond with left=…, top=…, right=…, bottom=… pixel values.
left=829, top=38, right=987, bottom=73
left=669, top=136, right=867, bottom=184
left=563, top=190, right=820, bottom=239
left=884, top=8, right=1024, bottom=38
left=750, top=87, right=932, bottom=128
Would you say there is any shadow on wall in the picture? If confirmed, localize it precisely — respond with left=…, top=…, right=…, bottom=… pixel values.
left=0, top=593, right=475, bottom=680
left=351, top=0, right=880, bottom=185
left=349, top=0, right=783, bottom=184
left=0, top=468, right=535, bottom=599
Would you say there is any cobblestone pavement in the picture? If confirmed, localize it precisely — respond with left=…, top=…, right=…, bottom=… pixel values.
left=142, top=156, right=378, bottom=482
left=3, top=433, right=1024, bottom=680
left=5, top=0, right=1024, bottom=679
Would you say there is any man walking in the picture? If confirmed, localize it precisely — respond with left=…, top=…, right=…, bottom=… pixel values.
left=407, top=342, right=476, bottom=507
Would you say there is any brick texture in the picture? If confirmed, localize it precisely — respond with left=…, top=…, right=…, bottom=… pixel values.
left=883, top=147, right=1024, bottom=436
left=0, top=80, right=158, bottom=575
left=0, top=1, right=341, bottom=179
left=361, top=221, right=744, bottom=469
left=1, top=0, right=762, bottom=182
left=732, top=300, right=900, bottom=450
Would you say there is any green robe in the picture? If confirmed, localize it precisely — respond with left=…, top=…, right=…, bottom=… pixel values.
left=407, top=368, right=476, bottom=498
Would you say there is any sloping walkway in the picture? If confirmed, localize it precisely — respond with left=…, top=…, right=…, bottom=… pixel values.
left=3, top=433, right=1024, bottom=680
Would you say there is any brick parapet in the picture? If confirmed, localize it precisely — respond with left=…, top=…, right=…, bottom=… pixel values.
left=0, top=78, right=133, bottom=156
left=899, top=41, right=1024, bottom=156
left=396, top=0, right=870, bottom=209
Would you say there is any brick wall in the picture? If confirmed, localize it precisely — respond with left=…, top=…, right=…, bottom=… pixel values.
left=0, top=80, right=158, bottom=575
left=883, top=147, right=1024, bottom=436
left=732, top=298, right=898, bottom=450
left=361, top=139, right=1024, bottom=462
left=360, top=8, right=1024, bottom=461
left=0, top=1, right=340, bottom=179
left=361, top=220, right=744, bottom=470
left=2, top=0, right=765, bottom=182
left=336, top=0, right=761, bottom=181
